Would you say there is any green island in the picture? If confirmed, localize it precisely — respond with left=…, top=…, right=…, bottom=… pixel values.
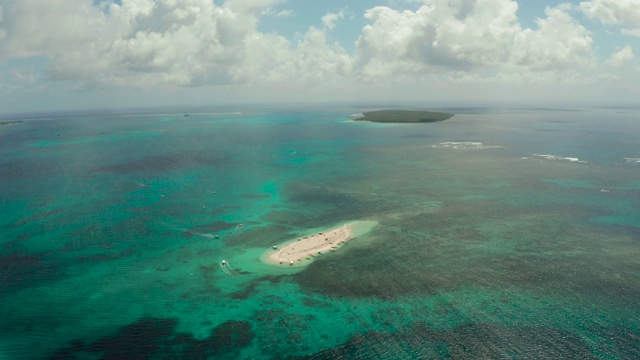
left=0, top=121, right=24, bottom=127
left=355, top=110, right=454, bottom=123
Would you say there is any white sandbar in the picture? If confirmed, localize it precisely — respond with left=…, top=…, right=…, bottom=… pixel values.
left=262, top=220, right=377, bottom=267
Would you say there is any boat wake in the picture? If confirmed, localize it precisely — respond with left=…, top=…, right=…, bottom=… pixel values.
left=159, top=222, right=219, bottom=240
left=219, top=260, right=239, bottom=276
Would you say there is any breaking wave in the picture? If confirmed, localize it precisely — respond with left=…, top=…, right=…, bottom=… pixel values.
left=527, top=154, right=587, bottom=163
left=430, top=141, right=502, bottom=150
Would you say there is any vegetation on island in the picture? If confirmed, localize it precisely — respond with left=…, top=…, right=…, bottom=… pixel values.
left=355, top=110, right=454, bottom=123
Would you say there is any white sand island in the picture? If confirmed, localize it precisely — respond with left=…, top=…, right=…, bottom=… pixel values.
left=262, top=220, right=377, bottom=267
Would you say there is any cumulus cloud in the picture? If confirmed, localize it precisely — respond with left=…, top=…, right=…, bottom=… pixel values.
left=580, top=0, right=640, bottom=26
left=232, top=27, right=352, bottom=86
left=0, top=0, right=596, bottom=92
left=225, top=0, right=284, bottom=14
left=580, top=0, right=640, bottom=37
left=262, top=8, right=293, bottom=18
left=0, top=0, right=282, bottom=87
left=354, top=0, right=593, bottom=78
left=512, top=6, right=593, bottom=70
left=275, top=9, right=293, bottom=17
left=606, top=45, right=634, bottom=67
left=621, top=28, right=640, bottom=37
left=322, top=9, right=346, bottom=31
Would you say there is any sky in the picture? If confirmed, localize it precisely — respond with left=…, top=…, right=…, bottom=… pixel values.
left=1, top=0, right=640, bottom=114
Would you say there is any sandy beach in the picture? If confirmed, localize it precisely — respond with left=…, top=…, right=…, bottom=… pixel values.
left=263, top=223, right=355, bottom=267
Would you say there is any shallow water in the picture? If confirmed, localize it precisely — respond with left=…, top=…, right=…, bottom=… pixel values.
left=0, top=107, right=639, bottom=359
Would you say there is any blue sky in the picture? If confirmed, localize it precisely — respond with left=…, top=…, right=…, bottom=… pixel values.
left=1, top=0, right=640, bottom=114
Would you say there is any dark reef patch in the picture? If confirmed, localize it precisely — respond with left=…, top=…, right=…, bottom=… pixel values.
left=51, top=318, right=178, bottom=360
left=96, top=153, right=230, bottom=174
left=50, top=317, right=254, bottom=359
left=254, top=310, right=315, bottom=356
left=75, top=249, right=135, bottom=262
left=227, top=276, right=283, bottom=300
left=0, top=251, right=63, bottom=293
left=12, top=208, right=65, bottom=226
left=277, top=183, right=385, bottom=228
left=0, top=159, right=62, bottom=180
left=294, top=323, right=598, bottom=359
left=242, top=193, right=271, bottom=199
left=292, top=245, right=451, bottom=299
left=597, top=326, right=640, bottom=359
left=177, top=320, right=254, bottom=359
left=300, top=296, right=333, bottom=309
left=61, top=217, right=156, bottom=253
left=293, top=201, right=640, bottom=302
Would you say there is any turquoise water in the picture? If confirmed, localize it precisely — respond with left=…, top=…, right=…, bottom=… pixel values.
left=1, top=107, right=639, bottom=359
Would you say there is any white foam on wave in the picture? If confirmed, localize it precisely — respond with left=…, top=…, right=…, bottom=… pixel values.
left=531, top=154, right=587, bottom=163
left=624, top=157, right=640, bottom=164
left=430, top=141, right=502, bottom=150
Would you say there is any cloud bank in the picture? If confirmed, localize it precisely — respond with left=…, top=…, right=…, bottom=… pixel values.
left=0, top=0, right=637, bottom=103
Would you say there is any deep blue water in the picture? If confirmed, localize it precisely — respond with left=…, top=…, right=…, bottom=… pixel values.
left=1, top=106, right=639, bottom=359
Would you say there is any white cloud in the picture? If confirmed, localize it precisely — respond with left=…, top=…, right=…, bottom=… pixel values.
left=10, top=68, right=38, bottom=84
left=512, top=6, right=594, bottom=71
left=354, top=1, right=593, bottom=79
left=224, top=0, right=284, bottom=14
left=0, top=0, right=599, bottom=96
left=275, top=9, right=293, bottom=17
left=322, top=9, right=346, bottom=31
left=262, top=8, right=293, bottom=18
left=580, top=0, right=640, bottom=38
left=606, top=45, right=634, bottom=67
left=0, top=0, right=268, bottom=87
left=0, top=0, right=356, bottom=90
left=621, top=28, right=640, bottom=37
left=236, top=27, right=352, bottom=86
left=580, top=0, right=640, bottom=26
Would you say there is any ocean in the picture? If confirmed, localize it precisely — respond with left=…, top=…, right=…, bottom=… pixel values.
left=0, top=105, right=639, bottom=359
